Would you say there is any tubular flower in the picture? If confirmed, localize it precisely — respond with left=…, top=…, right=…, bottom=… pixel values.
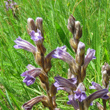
left=21, top=64, right=42, bottom=86
left=89, top=82, right=109, bottom=100
left=14, top=37, right=36, bottom=53
left=84, top=48, right=96, bottom=68
left=84, top=89, right=109, bottom=108
left=89, top=82, right=103, bottom=90
left=54, top=76, right=77, bottom=93
left=52, top=46, right=75, bottom=65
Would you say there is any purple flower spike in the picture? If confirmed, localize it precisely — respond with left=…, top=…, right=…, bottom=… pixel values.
left=84, top=48, right=96, bottom=68
left=14, top=37, right=36, bottom=53
left=89, top=82, right=103, bottom=90
left=21, top=64, right=42, bottom=86
left=30, top=30, right=43, bottom=42
left=52, top=46, right=75, bottom=65
left=74, top=89, right=87, bottom=102
left=54, top=76, right=77, bottom=93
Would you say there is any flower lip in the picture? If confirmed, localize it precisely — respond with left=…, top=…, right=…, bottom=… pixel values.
left=74, top=88, right=87, bottom=102
left=23, top=75, right=36, bottom=86
left=30, top=30, right=43, bottom=42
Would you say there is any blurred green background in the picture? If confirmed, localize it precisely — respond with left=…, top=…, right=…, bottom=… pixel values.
left=0, top=0, right=110, bottom=109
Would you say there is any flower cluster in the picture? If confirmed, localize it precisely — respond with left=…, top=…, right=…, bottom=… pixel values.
left=4, top=0, right=19, bottom=18
left=14, top=15, right=110, bottom=110
left=4, top=0, right=17, bottom=10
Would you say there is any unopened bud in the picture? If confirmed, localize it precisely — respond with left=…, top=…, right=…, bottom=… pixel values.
left=75, top=21, right=82, bottom=39
left=67, top=15, right=75, bottom=34
left=35, top=17, right=43, bottom=37
left=27, top=18, right=37, bottom=34
left=76, top=42, right=85, bottom=66
left=69, top=38, right=79, bottom=52
left=101, top=63, right=110, bottom=88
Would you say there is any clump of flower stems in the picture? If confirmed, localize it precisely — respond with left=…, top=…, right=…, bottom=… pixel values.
left=14, top=15, right=110, bottom=110
left=4, top=0, right=19, bottom=19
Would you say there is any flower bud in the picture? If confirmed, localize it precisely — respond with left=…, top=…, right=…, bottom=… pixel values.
left=35, top=17, right=44, bottom=37
left=76, top=42, right=85, bottom=66
left=67, top=15, right=75, bottom=34
left=27, top=18, right=37, bottom=34
left=101, top=63, right=110, bottom=88
left=69, top=38, right=79, bottom=52
left=75, top=21, right=82, bottom=39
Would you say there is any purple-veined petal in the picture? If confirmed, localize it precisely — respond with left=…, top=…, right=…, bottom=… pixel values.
left=21, top=65, right=42, bottom=86
left=54, top=76, right=76, bottom=93
left=14, top=36, right=36, bottom=53
left=57, top=87, right=71, bottom=93
left=84, top=48, right=96, bottom=68
left=84, top=89, right=108, bottom=108
left=52, top=46, right=75, bottom=65
left=26, top=64, right=36, bottom=70
left=89, top=82, right=103, bottom=90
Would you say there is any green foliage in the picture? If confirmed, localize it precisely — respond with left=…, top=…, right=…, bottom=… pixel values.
left=0, top=0, right=110, bottom=109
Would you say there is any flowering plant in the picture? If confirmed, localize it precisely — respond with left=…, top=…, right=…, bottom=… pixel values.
left=14, top=15, right=110, bottom=110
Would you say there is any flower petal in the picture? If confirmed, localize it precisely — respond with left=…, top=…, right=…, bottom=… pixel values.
left=89, top=82, right=103, bottom=90
left=14, top=37, right=36, bottom=53
left=52, top=46, right=75, bottom=65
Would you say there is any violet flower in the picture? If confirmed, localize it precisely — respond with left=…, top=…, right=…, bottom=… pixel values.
left=52, top=46, right=75, bottom=65
left=14, top=36, right=36, bottom=53
left=67, top=89, right=108, bottom=109
left=21, top=64, right=42, bottom=86
left=89, top=82, right=109, bottom=100
left=84, top=48, right=96, bottom=68
left=54, top=76, right=77, bottom=93
left=30, top=30, right=43, bottom=43
left=4, top=1, right=17, bottom=10
left=84, top=89, right=109, bottom=108
left=74, top=88, right=87, bottom=102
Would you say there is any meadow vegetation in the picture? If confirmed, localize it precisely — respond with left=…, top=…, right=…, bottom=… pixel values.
left=0, top=0, right=110, bottom=109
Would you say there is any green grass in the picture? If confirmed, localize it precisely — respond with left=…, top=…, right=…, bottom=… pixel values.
left=0, top=0, right=110, bottom=109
